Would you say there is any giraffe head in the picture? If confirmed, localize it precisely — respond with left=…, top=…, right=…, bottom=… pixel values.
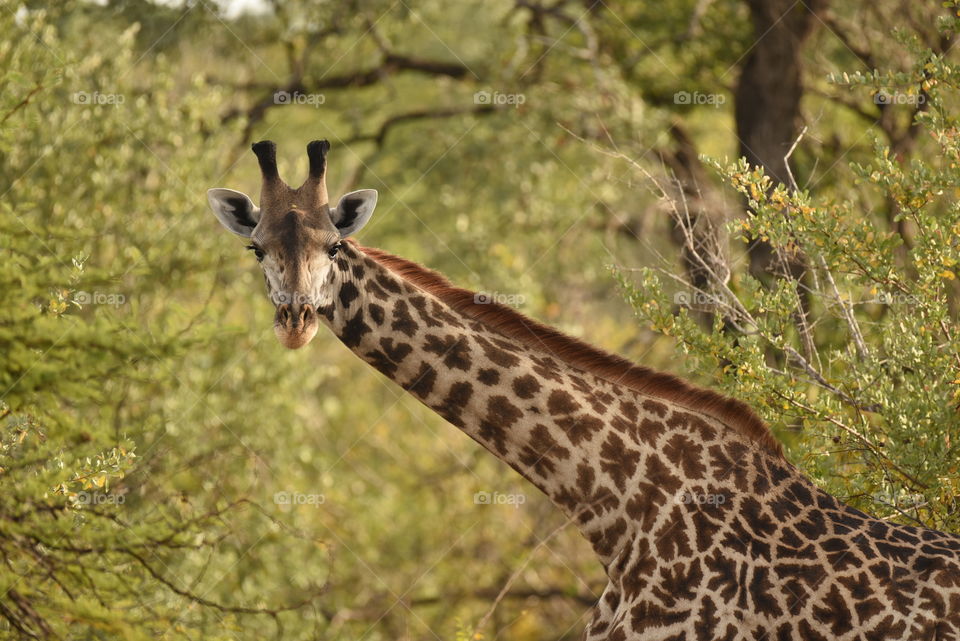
left=207, top=140, right=377, bottom=349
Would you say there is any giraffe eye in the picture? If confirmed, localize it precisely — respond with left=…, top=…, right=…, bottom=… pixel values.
left=246, top=244, right=265, bottom=262
left=327, top=242, right=342, bottom=259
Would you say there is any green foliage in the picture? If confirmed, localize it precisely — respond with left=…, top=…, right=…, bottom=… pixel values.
left=618, top=24, right=960, bottom=531
left=2, top=3, right=611, bottom=638
left=3, top=0, right=959, bottom=639
left=1, top=5, right=331, bottom=639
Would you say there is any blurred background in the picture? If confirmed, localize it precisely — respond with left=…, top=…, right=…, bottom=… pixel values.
left=2, top=1, right=959, bottom=639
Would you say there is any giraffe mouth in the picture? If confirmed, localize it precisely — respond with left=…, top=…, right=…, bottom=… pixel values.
left=273, top=303, right=319, bottom=349
left=274, top=321, right=318, bottom=349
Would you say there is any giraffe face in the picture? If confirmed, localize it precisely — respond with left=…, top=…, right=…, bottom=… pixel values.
left=206, top=140, right=377, bottom=349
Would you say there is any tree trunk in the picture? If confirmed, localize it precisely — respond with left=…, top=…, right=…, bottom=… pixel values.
left=735, top=0, right=826, bottom=275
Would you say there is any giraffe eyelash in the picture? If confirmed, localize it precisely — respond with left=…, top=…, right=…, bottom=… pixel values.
left=246, top=244, right=265, bottom=262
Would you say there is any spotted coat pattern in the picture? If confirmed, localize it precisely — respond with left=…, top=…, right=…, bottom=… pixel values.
left=316, top=243, right=960, bottom=640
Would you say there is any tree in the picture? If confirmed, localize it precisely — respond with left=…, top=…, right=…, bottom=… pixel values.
left=3, top=1, right=958, bottom=638
left=618, top=20, right=960, bottom=531
left=1, top=5, right=329, bottom=638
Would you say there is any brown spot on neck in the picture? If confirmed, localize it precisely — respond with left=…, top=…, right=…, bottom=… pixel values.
left=352, top=240, right=785, bottom=459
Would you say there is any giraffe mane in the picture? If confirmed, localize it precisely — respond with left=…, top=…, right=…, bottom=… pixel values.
left=355, top=241, right=785, bottom=459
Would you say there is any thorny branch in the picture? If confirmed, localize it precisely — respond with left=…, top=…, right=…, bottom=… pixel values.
left=784, top=128, right=869, bottom=362
left=566, top=126, right=883, bottom=414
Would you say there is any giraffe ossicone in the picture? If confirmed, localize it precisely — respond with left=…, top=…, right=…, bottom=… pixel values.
left=209, top=140, right=960, bottom=640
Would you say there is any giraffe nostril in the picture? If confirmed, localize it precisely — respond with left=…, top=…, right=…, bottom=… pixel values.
left=277, top=304, right=291, bottom=325
left=300, top=304, right=315, bottom=324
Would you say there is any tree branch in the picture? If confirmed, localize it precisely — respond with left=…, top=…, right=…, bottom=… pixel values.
left=346, top=105, right=497, bottom=147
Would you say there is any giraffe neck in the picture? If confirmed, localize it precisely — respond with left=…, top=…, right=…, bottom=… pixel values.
left=315, top=242, right=766, bottom=570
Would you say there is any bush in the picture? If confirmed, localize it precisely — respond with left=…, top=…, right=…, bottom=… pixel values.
left=618, top=27, right=960, bottom=532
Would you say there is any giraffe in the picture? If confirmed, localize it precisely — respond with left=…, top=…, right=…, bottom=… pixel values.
left=208, top=140, right=960, bottom=640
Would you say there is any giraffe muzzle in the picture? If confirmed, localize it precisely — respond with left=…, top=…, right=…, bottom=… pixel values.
left=274, top=302, right=318, bottom=349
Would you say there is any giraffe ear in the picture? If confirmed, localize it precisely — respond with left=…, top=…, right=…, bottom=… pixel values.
left=330, top=189, right=377, bottom=238
left=207, top=188, right=261, bottom=238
